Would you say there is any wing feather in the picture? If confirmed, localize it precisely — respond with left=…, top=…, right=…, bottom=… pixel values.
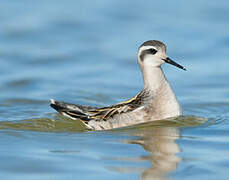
left=50, top=90, right=150, bottom=122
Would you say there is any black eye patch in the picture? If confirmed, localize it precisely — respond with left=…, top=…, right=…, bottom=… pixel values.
left=149, top=48, right=157, bottom=54
left=140, top=48, right=157, bottom=61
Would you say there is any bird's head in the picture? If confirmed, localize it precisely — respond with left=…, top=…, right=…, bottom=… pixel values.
left=138, top=40, right=186, bottom=71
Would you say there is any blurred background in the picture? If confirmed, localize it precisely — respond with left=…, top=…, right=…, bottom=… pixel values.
left=0, top=0, right=229, bottom=180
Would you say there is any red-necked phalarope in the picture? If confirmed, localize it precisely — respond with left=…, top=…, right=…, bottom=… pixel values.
left=50, top=40, right=186, bottom=130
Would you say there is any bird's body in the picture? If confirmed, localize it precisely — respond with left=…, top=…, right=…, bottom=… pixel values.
left=50, top=40, right=186, bottom=130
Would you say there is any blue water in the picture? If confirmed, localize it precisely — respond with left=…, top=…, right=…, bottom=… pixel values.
left=1, top=1, right=229, bottom=179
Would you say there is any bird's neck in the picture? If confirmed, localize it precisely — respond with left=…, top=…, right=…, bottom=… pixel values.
left=141, top=66, right=182, bottom=118
left=142, top=66, right=167, bottom=90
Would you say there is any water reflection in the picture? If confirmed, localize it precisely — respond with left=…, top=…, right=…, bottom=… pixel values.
left=108, top=116, right=205, bottom=179
left=129, top=126, right=181, bottom=180
left=0, top=115, right=206, bottom=180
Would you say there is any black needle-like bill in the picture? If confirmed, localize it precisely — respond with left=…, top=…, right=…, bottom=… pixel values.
left=163, top=57, right=186, bottom=71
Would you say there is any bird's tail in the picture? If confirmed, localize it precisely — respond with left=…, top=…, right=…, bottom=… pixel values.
left=50, top=99, right=93, bottom=129
left=51, top=99, right=90, bottom=118
left=50, top=99, right=70, bottom=112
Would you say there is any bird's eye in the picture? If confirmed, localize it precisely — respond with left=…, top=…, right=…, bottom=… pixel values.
left=149, top=48, right=157, bottom=54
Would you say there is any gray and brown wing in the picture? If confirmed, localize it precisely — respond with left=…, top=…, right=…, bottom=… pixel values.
left=50, top=91, right=146, bottom=122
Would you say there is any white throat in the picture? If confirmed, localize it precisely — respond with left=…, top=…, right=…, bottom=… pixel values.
left=141, top=65, right=182, bottom=118
left=142, top=66, right=166, bottom=90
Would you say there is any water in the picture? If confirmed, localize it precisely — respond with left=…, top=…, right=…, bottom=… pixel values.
left=0, top=0, right=229, bottom=179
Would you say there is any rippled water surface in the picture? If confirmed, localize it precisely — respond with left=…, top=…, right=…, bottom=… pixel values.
left=1, top=1, right=229, bottom=179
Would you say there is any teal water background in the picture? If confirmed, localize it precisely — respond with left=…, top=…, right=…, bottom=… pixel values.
left=1, top=1, right=229, bottom=179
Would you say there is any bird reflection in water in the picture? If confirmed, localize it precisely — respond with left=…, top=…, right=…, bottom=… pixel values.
left=108, top=122, right=181, bottom=180
left=130, top=126, right=181, bottom=180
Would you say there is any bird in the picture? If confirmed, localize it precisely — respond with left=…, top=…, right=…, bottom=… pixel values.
left=50, top=40, right=186, bottom=130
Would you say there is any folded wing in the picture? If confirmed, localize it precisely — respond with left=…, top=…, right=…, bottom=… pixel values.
left=50, top=91, right=146, bottom=122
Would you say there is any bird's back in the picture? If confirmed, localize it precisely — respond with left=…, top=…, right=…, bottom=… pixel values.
left=50, top=89, right=151, bottom=130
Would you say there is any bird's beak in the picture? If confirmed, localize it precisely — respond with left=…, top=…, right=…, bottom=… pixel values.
left=163, top=57, right=186, bottom=71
